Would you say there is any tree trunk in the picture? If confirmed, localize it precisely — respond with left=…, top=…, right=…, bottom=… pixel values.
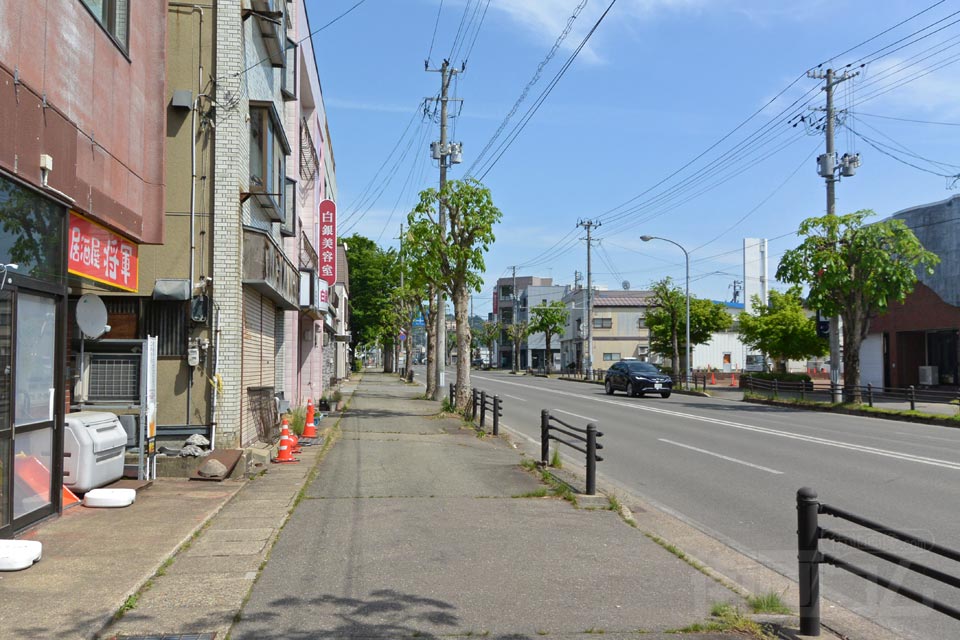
left=384, top=345, right=394, bottom=374
left=404, top=316, right=413, bottom=379
left=842, top=310, right=866, bottom=404
left=545, top=331, right=552, bottom=375
left=453, top=284, right=472, bottom=412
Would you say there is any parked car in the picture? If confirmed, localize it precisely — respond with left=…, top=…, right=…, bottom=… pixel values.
left=471, top=357, right=484, bottom=367
left=604, top=361, right=673, bottom=398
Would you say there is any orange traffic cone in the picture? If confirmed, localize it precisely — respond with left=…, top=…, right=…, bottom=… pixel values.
left=272, top=421, right=299, bottom=464
left=710, top=372, right=716, bottom=385
left=729, top=372, right=738, bottom=387
left=302, top=399, right=318, bottom=439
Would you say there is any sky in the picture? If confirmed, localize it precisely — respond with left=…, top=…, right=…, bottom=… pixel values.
left=308, top=0, right=960, bottom=320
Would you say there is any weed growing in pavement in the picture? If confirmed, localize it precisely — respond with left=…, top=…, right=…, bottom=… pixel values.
left=114, top=594, right=140, bottom=620
left=512, top=488, right=549, bottom=498
left=747, top=591, right=792, bottom=615
left=520, top=458, right=538, bottom=471
left=549, top=447, right=562, bottom=468
left=668, top=604, right=772, bottom=638
left=607, top=494, right=622, bottom=512
left=155, top=556, right=175, bottom=577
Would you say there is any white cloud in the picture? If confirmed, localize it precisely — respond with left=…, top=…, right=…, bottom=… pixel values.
left=485, top=0, right=711, bottom=64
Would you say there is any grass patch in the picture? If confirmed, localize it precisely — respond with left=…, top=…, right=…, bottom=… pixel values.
left=549, top=447, right=562, bottom=469
left=607, top=494, right=622, bottom=512
left=669, top=605, right=772, bottom=638
left=520, top=458, right=538, bottom=471
left=154, top=556, right=175, bottom=577
left=513, top=487, right=549, bottom=498
left=114, top=593, right=140, bottom=620
left=747, top=591, right=792, bottom=615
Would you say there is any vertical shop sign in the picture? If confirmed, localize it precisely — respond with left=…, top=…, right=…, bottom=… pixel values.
left=67, top=211, right=139, bottom=292
left=318, top=199, right=337, bottom=303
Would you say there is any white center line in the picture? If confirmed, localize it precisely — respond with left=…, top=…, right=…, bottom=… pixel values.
left=502, top=394, right=527, bottom=402
left=659, top=439, right=784, bottom=475
left=552, top=408, right=597, bottom=422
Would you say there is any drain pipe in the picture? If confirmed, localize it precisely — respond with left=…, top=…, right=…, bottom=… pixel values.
left=210, top=306, right=221, bottom=449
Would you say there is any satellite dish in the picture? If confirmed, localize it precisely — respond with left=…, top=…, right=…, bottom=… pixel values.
left=76, top=294, right=109, bottom=339
left=622, top=280, right=630, bottom=290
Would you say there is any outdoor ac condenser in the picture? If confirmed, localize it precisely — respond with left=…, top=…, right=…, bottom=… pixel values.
left=919, top=366, right=938, bottom=386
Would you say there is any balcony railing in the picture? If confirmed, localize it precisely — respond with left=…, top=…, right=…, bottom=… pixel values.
left=242, top=228, right=299, bottom=310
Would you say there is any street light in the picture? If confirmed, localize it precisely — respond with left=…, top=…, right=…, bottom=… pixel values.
left=641, top=235, right=690, bottom=388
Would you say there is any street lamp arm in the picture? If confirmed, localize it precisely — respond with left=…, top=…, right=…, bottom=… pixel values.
left=641, top=234, right=691, bottom=388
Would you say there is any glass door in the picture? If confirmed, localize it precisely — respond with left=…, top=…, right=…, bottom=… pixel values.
left=0, top=290, right=12, bottom=536
left=12, top=291, right=59, bottom=528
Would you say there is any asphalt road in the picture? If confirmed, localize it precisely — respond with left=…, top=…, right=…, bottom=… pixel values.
left=430, top=367, right=960, bottom=640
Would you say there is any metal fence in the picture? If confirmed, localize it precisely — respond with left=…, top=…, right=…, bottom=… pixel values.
left=797, top=487, right=960, bottom=636
left=745, top=377, right=960, bottom=411
left=449, top=383, right=503, bottom=435
left=539, top=409, right=603, bottom=495
left=471, top=388, right=502, bottom=436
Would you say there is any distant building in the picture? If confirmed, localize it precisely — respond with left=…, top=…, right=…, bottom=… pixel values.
left=861, top=195, right=960, bottom=388
left=560, top=289, right=654, bottom=373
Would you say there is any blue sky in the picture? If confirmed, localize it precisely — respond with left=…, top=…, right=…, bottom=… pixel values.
left=309, top=0, right=960, bottom=319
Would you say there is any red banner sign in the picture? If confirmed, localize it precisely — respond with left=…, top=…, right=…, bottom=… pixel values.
left=68, top=211, right=139, bottom=292
left=318, top=199, right=337, bottom=303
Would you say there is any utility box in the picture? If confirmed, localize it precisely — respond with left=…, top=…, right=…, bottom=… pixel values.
left=63, top=412, right=127, bottom=493
left=919, top=366, right=938, bottom=387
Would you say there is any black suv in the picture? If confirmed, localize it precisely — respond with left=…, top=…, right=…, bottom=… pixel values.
left=604, top=361, right=673, bottom=398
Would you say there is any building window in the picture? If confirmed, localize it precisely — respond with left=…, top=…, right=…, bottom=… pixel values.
left=80, top=0, right=129, bottom=51
left=603, top=353, right=620, bottom=361
left=593, top=317, right=612, bottom=329
left=249, top=103, right=290, bottom=220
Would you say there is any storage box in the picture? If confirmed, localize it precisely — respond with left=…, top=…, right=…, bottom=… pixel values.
left=63, top=412, right=127, bottom=493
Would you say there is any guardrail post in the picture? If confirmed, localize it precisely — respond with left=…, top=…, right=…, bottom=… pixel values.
left=801, top=379, right=806, bottom=401
left=909, top=385, right=916, bottom=411
left=480, top=390, right=487, bottom=428
left=540, top=410, right=550, bottom=466
left=493, top=395, right=501, bottom=436
left=773, top=379, right=779, bottom=398
left=586, top=423, right=598, bottom=496
left=797, top=487, right=821, bottom=637
left=449, top=383, right=455, bottom=407
left=867, top=383, right=873, bottom=407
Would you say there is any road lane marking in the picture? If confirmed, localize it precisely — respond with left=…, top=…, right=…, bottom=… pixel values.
left=502, top=394, right=527, bottom=402
left=471, top=374, right=960, bottom=471
left=658, top=439, right=784, bottom=475
left=551, top=408, right=597, bottom=422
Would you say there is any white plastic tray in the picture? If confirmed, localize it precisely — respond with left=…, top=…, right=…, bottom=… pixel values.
left=83, top=487, right=136, bottom=508
left=0, top=540, right=42, bottom=571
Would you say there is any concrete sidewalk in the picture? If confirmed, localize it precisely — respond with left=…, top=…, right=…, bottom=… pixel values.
left=227, top=373, right=786, bottom=639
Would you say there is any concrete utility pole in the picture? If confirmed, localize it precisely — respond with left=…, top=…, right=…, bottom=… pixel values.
left=809, top=67, right=860, bottom=402
left=512, top=265, right=518, bottom=372
left=577, top=220, right=600, bottom=380
left=426, top=59, right=459, bottom=400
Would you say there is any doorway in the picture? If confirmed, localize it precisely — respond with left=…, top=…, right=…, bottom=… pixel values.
left=0, top=284, right=64, bottom=535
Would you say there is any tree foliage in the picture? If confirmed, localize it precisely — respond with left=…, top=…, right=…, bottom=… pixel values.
left=344, top=234, right=399, bottom=357
left=528, top=300, right=568, bottom=374
left=776, top=210, right=939, bottom=397
left=646, top=278, right=731, bottom=375
left=737, top=288, right=827, bottom=372
left=475, top=321, right=501, bottom=366
left=406, top=179, right=502, bottom=408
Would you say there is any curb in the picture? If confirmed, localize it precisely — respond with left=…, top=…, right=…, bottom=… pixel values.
left=743, top=395, right=960, bottom=428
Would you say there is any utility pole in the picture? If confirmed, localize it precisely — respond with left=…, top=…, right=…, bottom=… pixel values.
left=426, top=59, right=461, bottom=400
left=809, top=67, right=860, bottom=402
left=512, top=265, right=518, bottom=372
left=729, top=279, right=742, bottom=305
left=577, top=219, right=600, bottom=380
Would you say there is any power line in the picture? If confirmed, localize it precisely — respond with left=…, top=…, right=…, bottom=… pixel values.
left=475, top=0, right=620, bottom=180
left=425, top=0, right=444, bottom=68
left=854, top=111, right=960, bottom=126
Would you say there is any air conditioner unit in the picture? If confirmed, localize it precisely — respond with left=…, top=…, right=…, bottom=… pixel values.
left=919, top=366, right=938, bottom=386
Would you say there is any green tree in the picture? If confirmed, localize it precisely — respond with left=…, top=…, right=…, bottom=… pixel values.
left=505, top=320, right=530, bottom=374
left=777, top=210, right=939, bottom=401
left=475, top=321, right=501, bottom=368
left=646, top=278, right=731, bottom=376
left=344, top=235, right=400, bottom=371
left=738, top=288, right=827, bottom=373
left=528, top=300, right=568, bottom=374
left=407, top=179, right=502, bottom=410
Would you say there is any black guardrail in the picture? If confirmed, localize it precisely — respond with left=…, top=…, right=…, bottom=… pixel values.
left=747, top=377, right=960, bottom=411
left=539, top=409, right=603, bottom=495
left=797, top=487, right=960, bottom=636
left=471, top=387, right=502, bottom=436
